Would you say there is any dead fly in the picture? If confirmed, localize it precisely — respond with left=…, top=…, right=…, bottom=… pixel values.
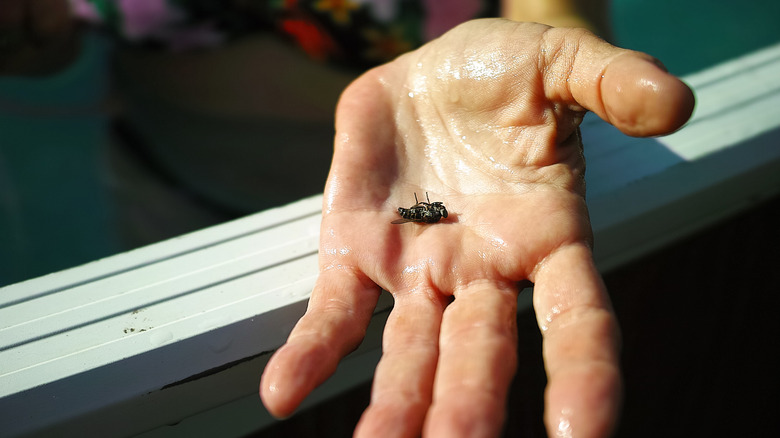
left=392, top=192, right=448, bottom=224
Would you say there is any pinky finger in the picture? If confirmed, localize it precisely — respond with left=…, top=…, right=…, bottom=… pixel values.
left=260, top=268, right=381, bottom=418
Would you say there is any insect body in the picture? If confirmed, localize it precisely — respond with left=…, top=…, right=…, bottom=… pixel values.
left=392, top=192, right=448, bottom=224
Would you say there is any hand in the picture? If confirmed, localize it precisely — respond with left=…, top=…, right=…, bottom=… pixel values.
left=0, top=0, right=78, bottom=76
left=260, top=19, right=694, bottom=437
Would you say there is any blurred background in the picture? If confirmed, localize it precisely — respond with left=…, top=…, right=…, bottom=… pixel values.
left=2, top=0, right=779, bottom=285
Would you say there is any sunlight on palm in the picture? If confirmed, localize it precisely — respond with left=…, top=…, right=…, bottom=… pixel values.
left=322, top=21, right=592, bottom=298
left=262, top=19, right=693, bottom=438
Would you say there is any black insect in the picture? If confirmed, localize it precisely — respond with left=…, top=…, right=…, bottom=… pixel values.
left=392, top=192, right=448, bottom=224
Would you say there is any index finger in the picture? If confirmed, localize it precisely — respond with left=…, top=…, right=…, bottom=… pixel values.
left=530, top=243, right=622, bottom=438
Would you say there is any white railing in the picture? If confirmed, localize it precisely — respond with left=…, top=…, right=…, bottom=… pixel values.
left=2, top=43, right=780, bottom=437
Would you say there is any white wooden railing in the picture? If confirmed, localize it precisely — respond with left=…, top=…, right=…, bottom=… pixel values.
left=2, top=43, right=780, bottom=437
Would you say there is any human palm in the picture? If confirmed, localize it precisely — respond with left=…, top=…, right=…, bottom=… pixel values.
left=262, top=20, right=694, bottom=438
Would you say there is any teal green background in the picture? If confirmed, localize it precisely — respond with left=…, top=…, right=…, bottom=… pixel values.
left=612, top=0, right=780, bottom=76
left=1, top=33, right=117, bottom=285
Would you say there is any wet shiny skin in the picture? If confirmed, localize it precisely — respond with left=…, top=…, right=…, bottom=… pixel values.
left=261, top=19, right=693, bottom=438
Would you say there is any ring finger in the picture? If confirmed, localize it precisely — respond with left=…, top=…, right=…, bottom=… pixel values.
left=355, top=286, right=449, bottom=438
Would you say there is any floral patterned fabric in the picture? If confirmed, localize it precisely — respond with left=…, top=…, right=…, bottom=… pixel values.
left=72, top=0, right=497, bottom=68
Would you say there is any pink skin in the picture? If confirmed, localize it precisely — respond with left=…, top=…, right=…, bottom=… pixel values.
left=261, top=20, right=693, bottom=438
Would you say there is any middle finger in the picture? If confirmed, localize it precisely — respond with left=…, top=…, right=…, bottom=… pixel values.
left=424, top=280, right=520, bottom=438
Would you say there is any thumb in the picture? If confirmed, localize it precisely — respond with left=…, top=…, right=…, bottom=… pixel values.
left=543, top=27, right=695, bottom=137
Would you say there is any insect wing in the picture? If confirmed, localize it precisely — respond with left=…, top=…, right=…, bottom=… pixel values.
left=392, top=206, right=415, bottom=224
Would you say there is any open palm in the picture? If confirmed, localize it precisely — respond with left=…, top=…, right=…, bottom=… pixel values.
left=262, top=20, right=694, bottom=438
